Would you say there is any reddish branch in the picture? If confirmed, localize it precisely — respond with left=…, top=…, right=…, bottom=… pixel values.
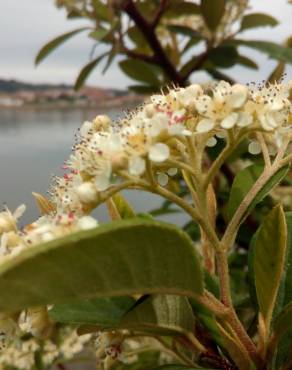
left=121, top=0, right=185, bottom=85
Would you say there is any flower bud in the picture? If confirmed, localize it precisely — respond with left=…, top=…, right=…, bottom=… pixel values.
left=93, top=115, right=111, bottom=131
left=75, top=182, right=98, bottom=203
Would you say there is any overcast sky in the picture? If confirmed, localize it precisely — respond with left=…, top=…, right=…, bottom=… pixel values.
left=0, top=0, right=292, bottom=89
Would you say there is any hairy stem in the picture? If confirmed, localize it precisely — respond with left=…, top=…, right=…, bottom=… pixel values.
left=204, top=130, right=246, bottom=188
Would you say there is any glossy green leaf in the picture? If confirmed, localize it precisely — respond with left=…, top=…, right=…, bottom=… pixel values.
left=200, top=0, right=226, bottom=31
left=35, top=28, right=89, bottom=65
left=120, top=295, right=195, bottom=336
left=49, top=296, right=135, bottom=327
left=240, top=13, right=278, bottom=32
left=227, top=39, right=292, bottom=64
left=119, top=59, right=161, bottom=86
left=227, top=164, right=289, bottom=220
left=254, top=205, right=287, bottom=327
left=0, top=219, right=203, bottom=312
left=74, top=53, right=107, bottom=90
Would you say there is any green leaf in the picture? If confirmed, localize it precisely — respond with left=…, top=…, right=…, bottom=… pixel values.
left=119, top=59, right=161, bottom=86
left=200, top=0, right=226, bottom=31
left=216, top=321, right=253, bottom=370
left=227, top=39, right=292, bottom=64
left=164, top=1, right=200, bottom=18
left=129, top=85, right=159, bottom=94
left=0, top=219, right=203, bottom=312
left=247, top=233, right=258, bottom=311
left=189, top=298, right=224, bottom=348
left=89, top=28, right=110, bottom=41
left=49, top=296, right=135, bottom=327
left=236, top=54, right=258, bottom=70
left=35, top=28, right=89, bottom=65
left=102, top=47, right=117, bottom=74
left=207, top=46, right=238, bottom=68
left=121, top=295, right=195, bottom=336
left=268, top=61, right=285, bottom=83
left=273, top=302, right=292, bottom=341
left=110, top=193, right=135, bottom=219
left=272, top=213, right=292, bottom=368
left=128, top=26, right=149, bottom=49
left=74, top=53, right=107, bottom=90
left=167, top=25, right=201, bottom=38
left=281, top=213, right=292, bottom=307
left=227, top=164, right=289, bottom=220
left=249, top=212, right=292, bottom=313
left=92, top=0, right=109, bottom=21
left=240, top=13, right=278, bottom=31
left=254, top=205, right=287, bottom=327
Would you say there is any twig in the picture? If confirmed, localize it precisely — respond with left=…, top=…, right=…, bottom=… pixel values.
left=121, top=0, right=184, bottom=85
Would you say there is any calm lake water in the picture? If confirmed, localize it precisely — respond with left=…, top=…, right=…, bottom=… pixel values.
left=0, top=108, right=187, bottom=226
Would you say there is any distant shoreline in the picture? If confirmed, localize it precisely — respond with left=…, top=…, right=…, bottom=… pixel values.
left=0, top=77, right=144, bottom=111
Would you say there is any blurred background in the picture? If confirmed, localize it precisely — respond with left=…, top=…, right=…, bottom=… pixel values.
left=1, top=0, right=292, bottom=225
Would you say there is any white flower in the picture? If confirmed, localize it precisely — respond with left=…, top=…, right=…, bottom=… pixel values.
left=237, top=112, right=253, bottom=127
left=248, top=140, right=262, bottom=155
left=148, top=143, right=170, bottom=162
left=0, top=205, right=25, bottom=234
left=227, top=84, right=248, bottom=108
left=95, top=175, right=111, bottom=192
left=197, top=119, right=215, bottom=133
left=221, top=112, right=238, bottom=129
left=75, top=182, right=97, bottom=203
left=259, top=111, right=279, bottom=131
left=195, top=82, right=249, bottom=131
left=129, top=156, right=146, bottom=176
left=206, top=137, right=217, bottom=147
left=177, top=84, right=203, bottom=107
left=157, top=173, right=168, bottom=186
left=167, top=168, right=178, bottom=176
left=77, top=216, right=98, bottom=230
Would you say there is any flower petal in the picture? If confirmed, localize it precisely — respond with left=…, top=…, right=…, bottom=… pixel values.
left=197, top=119, right=215, bottom=133
left=129, top=156, right=146, bottom=176
left=149, top=143, right=170, bottom=162
left=221, top=113, right=238, bottom=129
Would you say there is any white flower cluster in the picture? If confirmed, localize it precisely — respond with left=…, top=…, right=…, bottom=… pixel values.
left=0, top=205, right=98, bottom=262
left=49, top=80, right=292, bottom=215
left=0, top=327, right=92, bottom=370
